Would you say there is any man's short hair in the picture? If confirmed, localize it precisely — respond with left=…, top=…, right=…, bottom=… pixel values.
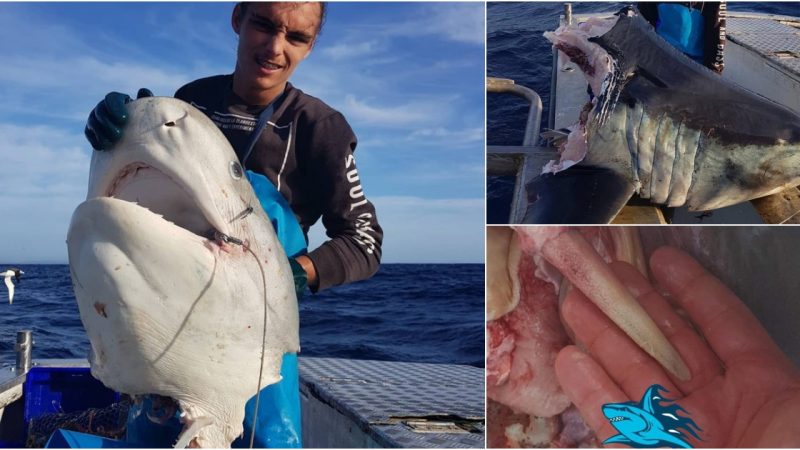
left=237, top=2, right=327, bottom=38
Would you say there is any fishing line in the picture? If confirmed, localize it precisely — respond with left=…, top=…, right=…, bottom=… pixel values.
left=242, top=243, right=268, bottom=449
left=215, top=208, right=270, bottom=449
left=779, top=208, right=800, bottom=224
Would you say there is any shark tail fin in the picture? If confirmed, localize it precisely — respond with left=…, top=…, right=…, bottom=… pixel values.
left=603, top=433, right=634, bottom=446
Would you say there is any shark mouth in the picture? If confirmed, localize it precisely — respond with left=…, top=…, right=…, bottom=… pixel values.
left=105, top=162, right=224, bottom=244
left=609, top=416, right=627, bottom=423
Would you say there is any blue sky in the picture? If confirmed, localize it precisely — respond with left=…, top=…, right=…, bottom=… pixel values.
left=0, top=2, right=485, bottom=264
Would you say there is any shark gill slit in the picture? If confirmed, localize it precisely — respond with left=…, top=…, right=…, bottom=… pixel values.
left=647, top=114, right=666, bottom=200
left=626, top=101, right=643, bottom=191
left=653, top=116, right=678, bottom=204
left=638, top=110, right=656, bottom=199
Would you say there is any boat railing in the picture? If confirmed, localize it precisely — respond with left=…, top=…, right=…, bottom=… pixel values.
left=486, top=77, right=554, bottom=223
left=486, top=77, right=542, bottom=147
left=15, top=331, right=31, bottom=375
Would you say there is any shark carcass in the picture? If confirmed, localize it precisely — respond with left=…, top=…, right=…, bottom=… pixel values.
left=525, top=8, right=800, bottom=223
left=67, top=97, right=298, bottom=447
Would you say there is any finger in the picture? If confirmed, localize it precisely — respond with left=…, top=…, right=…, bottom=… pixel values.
left=650, top=247, right=785, bottom=364
left=84, top=125, right=103, bottom=151
left=104, top=92, right=131, bottom=126
left=609, top=261, right=724, bottom=393
left=86, top=109, right=122, bottom=150
left=92, top=102, right=123, bottom=142
left=555, top=345, right=628, bottom=446
left=561, top=282, right=681, bottom=400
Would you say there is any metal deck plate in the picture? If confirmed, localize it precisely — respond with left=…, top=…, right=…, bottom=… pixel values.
left=728, top=16, right=800, bottom=76
left=299, top=357, right=484, bottom=448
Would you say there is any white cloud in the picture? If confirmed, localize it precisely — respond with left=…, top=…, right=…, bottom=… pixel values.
left=0, top=123, right=90, bottom=263
left=0, top=123, right=89, bottom=198
left=422, top=4, right=486, bottom=45
left=342, top=95, right=457, bottom=128
left=307, top=195, right=485, bottom=263
left=408, top=126, right=484, bottom=146
left=377, top=4, right=485, bottom=46
left=320, top=40, right=383, bottom=61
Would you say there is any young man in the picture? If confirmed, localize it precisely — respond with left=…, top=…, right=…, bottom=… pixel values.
left=84, top=2, right=383, bottom=446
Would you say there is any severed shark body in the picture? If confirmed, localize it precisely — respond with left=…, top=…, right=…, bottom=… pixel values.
left=525, top=7, right=800, bottom=223
left=66, top=97, right=298, bottom=447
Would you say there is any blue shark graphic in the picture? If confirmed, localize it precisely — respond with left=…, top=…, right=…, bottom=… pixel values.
left=602, top=384, right=702, bottom=448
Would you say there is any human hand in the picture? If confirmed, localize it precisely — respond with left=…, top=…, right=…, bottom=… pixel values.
left=84, top=88, right=153, bottom=150
left=555, top=246, right=800, bottom=447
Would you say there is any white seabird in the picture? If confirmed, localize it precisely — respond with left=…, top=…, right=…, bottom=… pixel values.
left=2, top=268, right=23, bottom=304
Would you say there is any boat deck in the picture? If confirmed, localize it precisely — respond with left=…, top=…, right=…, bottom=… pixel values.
left=301, top=357, right=484, bottom=448
left=0, top=357, right=485, bottom=448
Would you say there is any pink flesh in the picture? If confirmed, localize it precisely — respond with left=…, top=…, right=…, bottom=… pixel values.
left=542, top=124, right=587, bottom=174
left=486, top=247, right=571, bottom=418
left=541, top=16, right=618, bottom=175
left=543, top=16, right=617, bottom=97
left=487, top=400, right=559, bottom=448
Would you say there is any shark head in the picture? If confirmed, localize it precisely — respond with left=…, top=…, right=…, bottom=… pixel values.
left=602, top=385, right=700, bottom=449
left=67, top=97, right=299, bottom=447
left=603, top=402, right=653, bottom=438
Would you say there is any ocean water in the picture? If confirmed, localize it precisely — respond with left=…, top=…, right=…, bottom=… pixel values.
left=0, top=264, right=484, bottom=368
left=487, top=2, right=799, bottom=224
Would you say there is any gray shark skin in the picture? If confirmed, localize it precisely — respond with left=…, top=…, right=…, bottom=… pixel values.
left=525, top=8, right=800, bottom=224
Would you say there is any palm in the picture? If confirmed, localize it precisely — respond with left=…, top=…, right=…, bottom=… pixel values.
left=555, top=247, right=800, bottom=448
left=679, top=355, right=800, bottom=447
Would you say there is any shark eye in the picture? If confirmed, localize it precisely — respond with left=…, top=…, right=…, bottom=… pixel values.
left=229, top=161, right=244, bottom=180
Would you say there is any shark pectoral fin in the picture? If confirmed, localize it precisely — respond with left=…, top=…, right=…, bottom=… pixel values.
left=603, top=434, right=633, bottom=445
left=174, top=415, right=214, bottom=449
left=523, top=167, right=636, bottom=224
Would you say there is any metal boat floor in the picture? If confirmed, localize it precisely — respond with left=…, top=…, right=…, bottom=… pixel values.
left=299, top=357, right=484, bottom=448
left=728, top=14, right=800, bottom=77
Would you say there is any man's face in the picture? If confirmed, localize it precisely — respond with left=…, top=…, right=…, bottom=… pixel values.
left=232, top=2, right=320, bottom=103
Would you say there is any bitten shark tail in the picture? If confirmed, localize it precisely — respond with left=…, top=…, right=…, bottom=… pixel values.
left=524, top=167, right=635, bottom=223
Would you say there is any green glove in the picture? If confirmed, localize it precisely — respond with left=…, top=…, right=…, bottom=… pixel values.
left=288, top=258, right=308, bottom=298
left=84, top=88, right=153, bottom=151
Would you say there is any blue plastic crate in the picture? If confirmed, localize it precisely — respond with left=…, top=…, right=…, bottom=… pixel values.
left=23, top=367, right=120, bottom=424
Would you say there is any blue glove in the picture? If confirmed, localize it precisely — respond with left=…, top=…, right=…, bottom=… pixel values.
left=238, top=170, right=305, bottom=448
left=85, top=88, right=153, bottom=150
left=288, top=258, right=308, bottom=298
